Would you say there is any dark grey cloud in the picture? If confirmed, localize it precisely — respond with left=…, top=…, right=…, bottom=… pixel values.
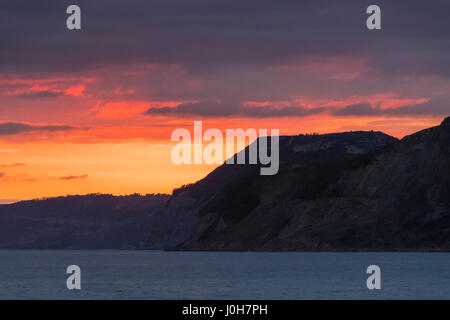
left=146, top=101, right=239, bottom=117
left=335, top=103, right=381, bottom=116
left=334, top=99, right=450, bottom=117
left=0, top=172, right=4, bottom=178
left=0, top=122, right=88, bottom=136
left=386, top=99, right=450, bottom=116
left=1, top=0, right=449, bottom=121
left=14, top=91, right=65, bottom=99
left=59, top=174, right=88, bottom=180
left=147, top=98, right=450, bottom=118
left=0, top=0, right=449, bottom=78
left=146, top=100, right=325, bottom=118
left=240, top=105, right=326, bottom=118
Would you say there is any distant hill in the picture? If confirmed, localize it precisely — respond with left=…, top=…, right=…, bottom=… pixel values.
left=0, top=194, right=168, bottom=249
left=1, top=118, right=449, bottom=251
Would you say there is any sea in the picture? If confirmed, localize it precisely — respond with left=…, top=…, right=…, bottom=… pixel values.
left=0, top=250, right=449, bottom=299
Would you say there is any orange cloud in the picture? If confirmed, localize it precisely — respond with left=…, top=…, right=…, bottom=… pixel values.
left=65, top=84, right=85, bottom=97
left=0, top=163, right=25, bottom=167
left=0, top=75, right=93, bottom=99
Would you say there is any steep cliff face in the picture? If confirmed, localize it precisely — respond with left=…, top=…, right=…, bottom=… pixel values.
left=0, top=119, right=448, bottom=250
left=144, top=159, right=246, bottom=249
left=166, top=131, right=400, bottom=250
left=173, top=118, right=450, bottom=251
left=330, top=117, right=450, bottom=250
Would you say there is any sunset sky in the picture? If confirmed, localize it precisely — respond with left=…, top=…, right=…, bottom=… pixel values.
left=0, top=0, right=449, bottom=202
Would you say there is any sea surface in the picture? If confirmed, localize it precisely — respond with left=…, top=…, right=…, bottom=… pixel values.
left=0, top=250, right=449, bottom=299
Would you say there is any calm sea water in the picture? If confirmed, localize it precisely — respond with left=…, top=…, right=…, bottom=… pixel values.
left=0, top=251, right=449, bottom=299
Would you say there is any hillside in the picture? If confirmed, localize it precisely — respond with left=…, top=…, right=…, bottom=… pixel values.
left=172, top=117, right=450, bottom=250
left=0, top=194, right=168, bottom=249
left=0, top=118, right=449, bottom=251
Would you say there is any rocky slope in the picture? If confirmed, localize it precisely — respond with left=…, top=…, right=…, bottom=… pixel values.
left=171, top=117, right=450, bottom=251
left=0, top=118, right=449, bottom=250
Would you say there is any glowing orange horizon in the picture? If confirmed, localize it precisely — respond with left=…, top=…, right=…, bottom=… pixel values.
left=0, top=114, right=443, bottom=201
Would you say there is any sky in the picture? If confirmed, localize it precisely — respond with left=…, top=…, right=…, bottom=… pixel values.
left=0, top=0, right=449, bottom=201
